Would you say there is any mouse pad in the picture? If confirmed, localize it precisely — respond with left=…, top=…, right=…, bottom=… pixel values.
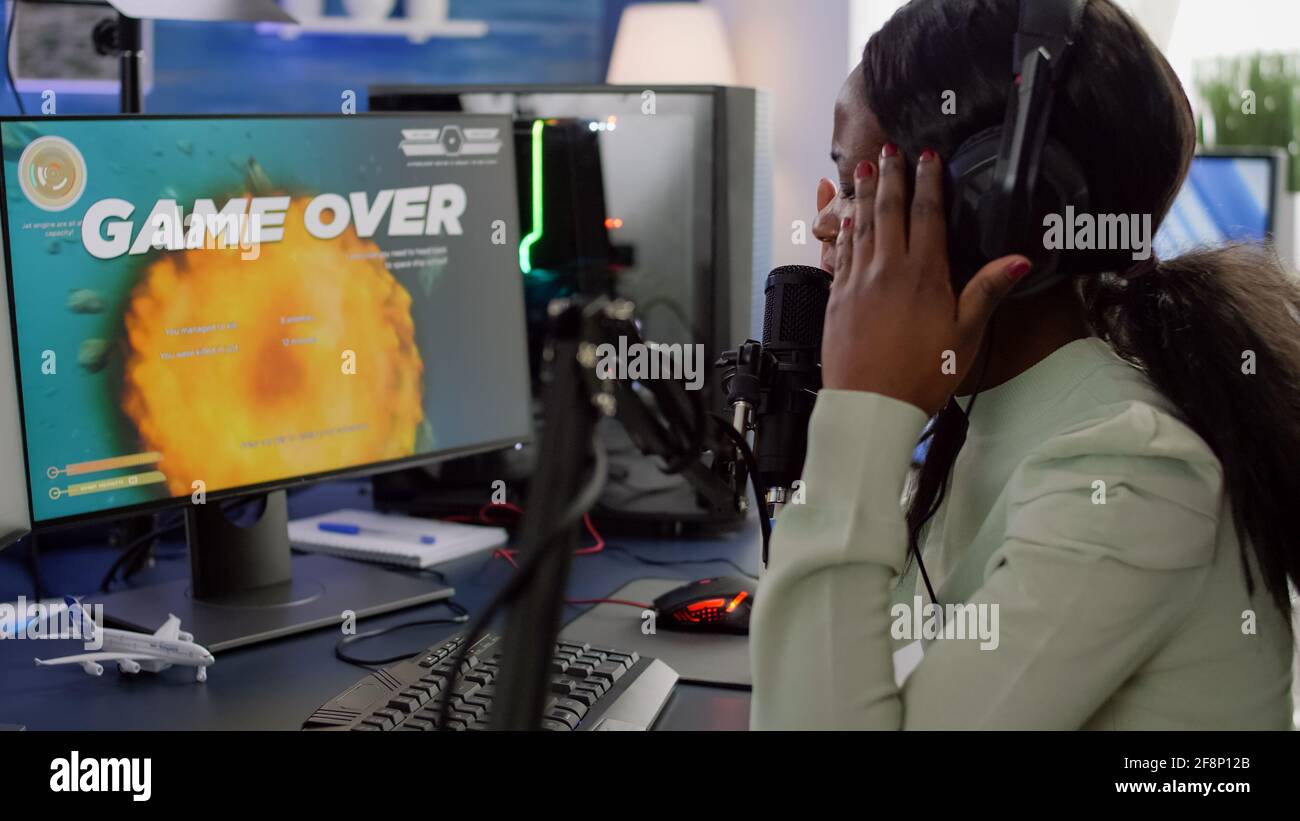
left=561, top=578, right=752, bottom=688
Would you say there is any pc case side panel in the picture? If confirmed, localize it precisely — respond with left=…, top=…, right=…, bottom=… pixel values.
left=0, top=242, right=32, bottom=549
left=721, top=87, right=773, bottom=347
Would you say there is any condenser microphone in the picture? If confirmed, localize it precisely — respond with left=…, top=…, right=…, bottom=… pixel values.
left=718, top=265, right=831, bottom=557
left=754, top=265, right=831, bottom=517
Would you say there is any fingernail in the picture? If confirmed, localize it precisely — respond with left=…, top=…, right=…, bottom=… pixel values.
left=881, top=143, right=898, bottom=159
left=1007, top=260, right=1032, bottom=281
left=855, top=160, right=875, bottom=179
left=919, top=148, right=937, bottom=163
left=841, top=216, right=853, bottom=232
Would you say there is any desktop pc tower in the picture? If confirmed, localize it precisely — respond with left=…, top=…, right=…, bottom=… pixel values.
left=368, top=85, right=773, bottom=531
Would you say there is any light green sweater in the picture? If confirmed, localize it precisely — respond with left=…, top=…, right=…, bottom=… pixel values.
left=750, top=337, right=1294, bottom=729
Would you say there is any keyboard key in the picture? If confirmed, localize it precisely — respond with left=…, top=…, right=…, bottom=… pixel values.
left=555, top=698, right=589, bottom=719
left=541, top=718, right=573, bottom=732
left=387, top=696, right=419, bottom=713
left=401, top=688, right=431, bottom=705
left=402, top=718, right=434, bottom=731
left=568, top=663, right=596, bottom=679
left=599, top=650, right=639, bottom=666
left=575, top=681, right=606, bottom=700
left=545, top=709, right=580, bottom=730
left=451, top=680, right=481, bottom=699
left=549, top=679, right=577, bottom=696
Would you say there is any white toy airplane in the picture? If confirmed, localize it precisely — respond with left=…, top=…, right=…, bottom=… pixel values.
left=34, top=597, right=214, bottom=682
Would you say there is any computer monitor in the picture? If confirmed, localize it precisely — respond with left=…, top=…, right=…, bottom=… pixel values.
left=369, top=85, right=772, bottom=527
left=1155, top=148, right=1294, bottom=264
left=0, top=112, right=532, bottom=649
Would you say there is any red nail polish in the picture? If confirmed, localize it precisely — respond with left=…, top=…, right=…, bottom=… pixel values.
left=842, top=216, right=853, bottom=232
left=1007, top=261, right=1031, bottom=281
left=881, top=143, right=897, bottom=158
left=855, top=160, right=875, bottom=179
left=919, top=149, right=937, bottom=163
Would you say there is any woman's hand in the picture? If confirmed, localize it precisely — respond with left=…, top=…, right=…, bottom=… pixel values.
left=821, top=144, right=1032, bottom=415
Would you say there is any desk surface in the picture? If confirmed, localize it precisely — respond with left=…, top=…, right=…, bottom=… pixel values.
left=0, top=480, right=756, bottom=731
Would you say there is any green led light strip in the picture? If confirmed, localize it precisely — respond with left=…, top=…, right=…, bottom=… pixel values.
left=518, top=119, right=545, bottom=274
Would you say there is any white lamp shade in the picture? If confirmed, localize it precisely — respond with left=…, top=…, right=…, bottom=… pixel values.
left=607, top=3, right=737, bottom=85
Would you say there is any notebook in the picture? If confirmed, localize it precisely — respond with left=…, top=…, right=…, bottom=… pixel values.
left=288, top=508, right=507, bottom=569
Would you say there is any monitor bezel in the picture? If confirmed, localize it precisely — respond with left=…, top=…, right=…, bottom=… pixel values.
left=1188, top=146, right=1288, bottom=239
left=0, top=111, right=534, bottom=532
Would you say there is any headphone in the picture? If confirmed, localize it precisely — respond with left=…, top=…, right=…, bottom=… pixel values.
left=945, top=0, right=1091, bottom=298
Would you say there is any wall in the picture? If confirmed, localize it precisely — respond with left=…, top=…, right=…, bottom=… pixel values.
left=707, top=0, right=852, bottom=271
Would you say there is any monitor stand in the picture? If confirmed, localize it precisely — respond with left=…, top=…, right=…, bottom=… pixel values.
left=95, top=490, right=452, bottom=653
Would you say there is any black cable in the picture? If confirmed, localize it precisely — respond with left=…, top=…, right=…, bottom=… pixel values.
left=98, top=515, right=184, bottom=592
left=910, top=325, right=998, bottom=609
left=5, top=0, right=23, bottom=115
left=99, top=495, right=271, bottom=592
left=23, top=533, right=46, bottom=600
left=605, top=543, right=757, bottom=580
left=709, top=412, right=771, bottom=559
left=435, top=434, right=606, bottom=731
left=334, top=600, right=470, bottom=668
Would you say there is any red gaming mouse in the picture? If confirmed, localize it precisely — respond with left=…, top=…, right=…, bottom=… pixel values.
left=652, top=576, right=754, bottom=634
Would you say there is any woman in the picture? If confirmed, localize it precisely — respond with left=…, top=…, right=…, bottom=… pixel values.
left=750, top=0, right=1298, bottom=729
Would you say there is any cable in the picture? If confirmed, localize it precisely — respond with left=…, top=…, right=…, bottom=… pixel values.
left=98, top=515, right=185, bottom=592
left=435, top=433, right=606, bottom=731
left=22, top=533, right=46, bottom=600
left=562, top=597, right=649, bottom=609
left=334, top=600, right=470, bottom=668
left=709, top=412, right=771, bottom=559
left=5, top=0, right=22, bottom=115
left=605, top=543, right=758, bottom=580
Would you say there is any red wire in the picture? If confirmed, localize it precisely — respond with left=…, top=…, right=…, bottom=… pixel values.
left=472, top=502, right=605, bottom=556
left=449, top=502, right=621, bottom=609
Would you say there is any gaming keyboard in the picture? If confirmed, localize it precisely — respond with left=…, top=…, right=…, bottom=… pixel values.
left=303, top=632, right=679, bottom=731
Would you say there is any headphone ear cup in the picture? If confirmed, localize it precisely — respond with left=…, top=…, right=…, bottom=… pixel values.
left=944, top=130, right=1090, bottom=298
left=945, top=127, right=1003, bottom=295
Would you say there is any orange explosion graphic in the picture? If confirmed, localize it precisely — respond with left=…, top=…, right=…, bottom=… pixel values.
left=121, top=196, right=425, bottom=496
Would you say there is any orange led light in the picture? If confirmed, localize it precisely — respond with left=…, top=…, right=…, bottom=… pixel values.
left=725, top=591, right=749, bottom=613
left=686, top=598, right=726, bottom=612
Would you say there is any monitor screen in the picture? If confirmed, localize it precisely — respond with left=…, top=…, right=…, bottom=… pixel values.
left=1154, top=153, right=1277, bottom=258
left=1, top=114, right=532, bottom=525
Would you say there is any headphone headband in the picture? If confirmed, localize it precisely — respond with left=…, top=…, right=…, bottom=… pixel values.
left=946, top=0, right=1092, bottom=299
left=1013, top=0, right=1088, bottom=71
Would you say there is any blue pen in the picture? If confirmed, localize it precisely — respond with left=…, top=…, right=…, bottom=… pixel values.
left=318, top=521, right=436, bottom=545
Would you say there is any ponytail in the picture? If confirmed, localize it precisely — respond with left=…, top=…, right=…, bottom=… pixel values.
left=1079, top=244, right=1300, bottom=615
left=906, top=245, right=1300, bottom=616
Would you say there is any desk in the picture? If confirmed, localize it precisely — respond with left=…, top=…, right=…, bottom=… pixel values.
left=0, top=479, right=755, bottom=730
